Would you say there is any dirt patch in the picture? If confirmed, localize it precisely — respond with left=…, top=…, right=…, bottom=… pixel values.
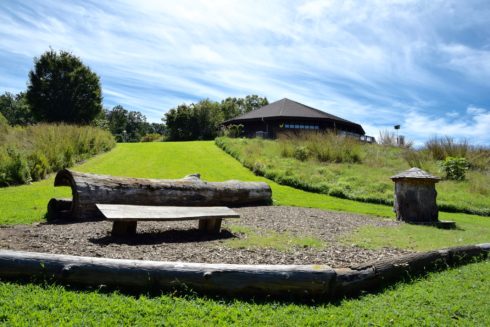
left=0, top=206, right=412, bottom=267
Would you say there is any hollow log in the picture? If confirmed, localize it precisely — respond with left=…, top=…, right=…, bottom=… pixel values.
left=52, top=169, right=272, bottom=220
left=0, top=250, right=335, bottom=298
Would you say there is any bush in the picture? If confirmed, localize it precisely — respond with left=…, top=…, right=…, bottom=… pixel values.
left=438, top=157, right=469, bottom=181
left=222, top=124, right=244, bottom=138
left=293, top=146, right=310, bottom=161
left=141, top=133, right=162, bottom=142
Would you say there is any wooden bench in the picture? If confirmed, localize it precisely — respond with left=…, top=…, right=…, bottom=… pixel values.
left=96, top=204, right=240, bottom=236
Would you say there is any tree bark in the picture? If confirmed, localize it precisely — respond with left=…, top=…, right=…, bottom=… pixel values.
left=51, top=170, right=272, bottom=220
left=0, top=250, right=335, bottom=298
left=0, top=245, right=487, bottom=299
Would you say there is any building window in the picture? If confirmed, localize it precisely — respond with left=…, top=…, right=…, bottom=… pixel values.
left=283, top=122, right=319, bottom=130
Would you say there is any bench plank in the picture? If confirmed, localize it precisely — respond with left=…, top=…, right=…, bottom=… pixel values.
left=96, top=204, right=240, bottom=222
left=96, top=204, right=240, bottom=236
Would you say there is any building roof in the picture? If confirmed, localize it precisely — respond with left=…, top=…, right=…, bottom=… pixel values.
left=224, top=98, right=365, bottom=134
left=391, top=167, right=440, bottom=182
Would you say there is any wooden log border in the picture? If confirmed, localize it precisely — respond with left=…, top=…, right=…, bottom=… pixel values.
left=0, top=244, right=488, bottom=300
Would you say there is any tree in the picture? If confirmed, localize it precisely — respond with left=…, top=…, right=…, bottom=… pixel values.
left=26, top=49, right=102, bottom=124
left=242, top=95, right=268, bottom=113
left=105, top=105, right=151, bottom=142
left=164, top=95, right=268, bottom=141
left=0, top=92, right=35, bottom=125
left=220, top=95, right=268, bottom=121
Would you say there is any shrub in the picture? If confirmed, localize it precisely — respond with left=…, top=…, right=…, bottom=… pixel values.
left=293, top=146, right=310, bottom=161
left=27, top=152, right=50, bottom=181
left=141, top=133, right=162, bottom=142
left=438, top=157, right=469, bottom=181
left=222, top=124, right=244, bottom=138
left=0, top=147, right=31, bottom=185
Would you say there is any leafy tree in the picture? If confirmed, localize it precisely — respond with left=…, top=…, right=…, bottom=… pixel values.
left=26, top=49, right=102, bottom=124
left=148, top=123, right=165, bottom=135
left=242, top=94, right=268, bottom=113
left=0, top=92, right=35, bottom=125
left=164, top=99, right=223, bottom=141
left=220, top=95, right=268, bottom=121
left=164, top=104, right=195, bottom=141
left=220, top=97, right=244, bottom=121
left=164, top=95, right=267, bottom=141
left=105, top=105, right=152, bottom=142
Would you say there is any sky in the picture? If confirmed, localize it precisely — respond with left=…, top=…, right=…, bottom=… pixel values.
left=1, top=0, right=489, bottom=145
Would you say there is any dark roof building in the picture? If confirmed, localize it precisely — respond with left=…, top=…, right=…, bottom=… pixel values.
left=223, top=98, right=370, bottom=140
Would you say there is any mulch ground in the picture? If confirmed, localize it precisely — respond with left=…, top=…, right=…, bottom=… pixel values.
left=0, top=206, right=413, bottom=268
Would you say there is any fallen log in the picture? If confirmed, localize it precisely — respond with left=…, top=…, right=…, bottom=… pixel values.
left=0, top=244, right=488, bottom=300
left=0, top=250, right=335, bottom=298
left=51, top=170, right=272, bottom=220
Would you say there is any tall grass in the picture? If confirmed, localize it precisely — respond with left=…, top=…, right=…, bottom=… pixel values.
left=0, top=123, right=115, bottom=186
left=424, top=136, right=489, bottom=171
left=278, top=132, right=362, bottom=163
left=216, top=136, right=490, bottom=216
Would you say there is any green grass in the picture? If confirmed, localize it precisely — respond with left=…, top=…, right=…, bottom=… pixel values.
left=215, top=137, right=490, bottom=216
left=0, top=141, right=394, bottom=224
left=226, top=225, right=325, bottom=251
left=1, top=141, right=489, bottom=249
left=0, top=123, right=115, bottom=186
left=0, top=260, right=489, bottom=325
left=0, top=140, right=489, bottom=324
left=344, top=214, right=490, bottom=251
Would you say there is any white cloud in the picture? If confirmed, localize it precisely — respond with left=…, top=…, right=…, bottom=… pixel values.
left=0, top=0, right=489, bottom=145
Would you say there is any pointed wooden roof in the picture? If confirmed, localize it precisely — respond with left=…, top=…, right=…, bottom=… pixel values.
left=224, top=98, right=365, bottom=135
left=391, top=167, right=440, bottom=182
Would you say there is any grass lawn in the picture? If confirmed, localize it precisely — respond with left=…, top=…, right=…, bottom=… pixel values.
left=0, top=141, right=489, bottom=324
left=0, top=260, right=489, bottom=326
left=1, top=141, right=489, bottom=249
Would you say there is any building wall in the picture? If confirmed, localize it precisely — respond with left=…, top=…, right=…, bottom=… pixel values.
left=236, top=119, right=363, bottom=139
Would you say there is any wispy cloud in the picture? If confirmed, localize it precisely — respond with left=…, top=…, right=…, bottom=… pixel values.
left=0, top=0, right=489, bottom=144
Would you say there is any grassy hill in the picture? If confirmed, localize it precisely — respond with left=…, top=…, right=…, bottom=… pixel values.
left=216, top=136, right=490, bottom=216
left=0, top=141, right=489, bottom=325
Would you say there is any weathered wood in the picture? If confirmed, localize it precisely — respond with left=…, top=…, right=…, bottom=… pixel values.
left=97, top=205, right=240, bottom=221
left=199, top=218, right=222, bottom=233
left=391, top=168, right=440, bottom=223
left=0, top=250, right=335, bottom=298
left=53, top=170, right=272, bottom=220
left=112, top=221, right=137, bottom=236
left=97, top=204, right=238, bottom=235
left=0, top=244, right=488, bottom=299
left=46, top=198, right=73, bottom=221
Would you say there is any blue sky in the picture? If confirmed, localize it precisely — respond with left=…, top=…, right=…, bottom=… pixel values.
left=1, top=0, right=489, bottom=145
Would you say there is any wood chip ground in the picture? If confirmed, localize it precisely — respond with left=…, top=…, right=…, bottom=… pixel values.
left=0, top=206, right=412, bottom=267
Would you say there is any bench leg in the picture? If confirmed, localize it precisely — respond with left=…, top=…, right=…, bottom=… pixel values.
left=112, top=221, right=137, bottom=236
left=198, top=218, right=222, bottom=233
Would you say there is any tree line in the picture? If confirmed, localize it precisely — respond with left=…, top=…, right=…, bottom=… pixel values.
left=1, top=49, right=267, bottom=142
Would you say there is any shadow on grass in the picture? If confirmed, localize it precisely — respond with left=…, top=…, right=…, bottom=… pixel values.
left=88, top=228, right=236, bottom=245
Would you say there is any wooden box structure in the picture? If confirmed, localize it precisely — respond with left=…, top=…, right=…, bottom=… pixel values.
left=391, top=168, right=440, bottom=224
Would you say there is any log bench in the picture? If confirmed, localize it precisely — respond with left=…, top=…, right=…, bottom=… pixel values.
left=96, top=204, right=240, bottom=236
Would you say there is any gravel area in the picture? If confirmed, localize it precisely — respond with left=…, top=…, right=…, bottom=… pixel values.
left=0, top=206, right=413, bottom=267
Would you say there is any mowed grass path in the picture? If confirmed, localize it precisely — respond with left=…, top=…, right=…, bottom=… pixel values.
left=0, top=141, right=489, bottom=325
left=1, top=141, right=489, bottom=250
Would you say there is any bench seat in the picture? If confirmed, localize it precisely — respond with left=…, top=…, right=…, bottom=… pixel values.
left=96, top=204, right=240, bottom=236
